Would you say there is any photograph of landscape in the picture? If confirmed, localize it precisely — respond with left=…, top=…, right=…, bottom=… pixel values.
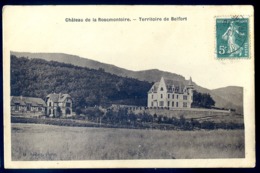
left=10, top=51, right=244, bottom=160
left=3, top=6, right=254, bottom=168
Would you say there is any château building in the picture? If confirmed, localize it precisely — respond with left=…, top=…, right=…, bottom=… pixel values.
left=147, top=77, right=194, bottom=109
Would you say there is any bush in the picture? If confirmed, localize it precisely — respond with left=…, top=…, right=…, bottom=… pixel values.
left=75, top=107, right=82, bottom=116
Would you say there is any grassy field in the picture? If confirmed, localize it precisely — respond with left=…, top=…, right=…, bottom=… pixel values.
left=12, top=123, right=245, bottom=160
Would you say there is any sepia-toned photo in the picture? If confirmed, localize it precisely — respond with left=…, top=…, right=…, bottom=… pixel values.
left=3, top=5, right=255, bottom=168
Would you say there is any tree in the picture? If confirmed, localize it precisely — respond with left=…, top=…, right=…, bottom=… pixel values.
left=75, top=107, right=82, bottom=116
left=10, top=55, right=152, bottom=111
left=179, top=115, right=186, bottom=127
left=192, top=90, right=215, bottom=108
left=128, top=112, right=137, bottom=124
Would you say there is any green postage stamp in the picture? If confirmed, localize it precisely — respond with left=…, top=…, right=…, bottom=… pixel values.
left=216, top=16, right=249, bottom=58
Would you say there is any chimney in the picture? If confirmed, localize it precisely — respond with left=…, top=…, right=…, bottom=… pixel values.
left=20, top=95, right=23, bottom=100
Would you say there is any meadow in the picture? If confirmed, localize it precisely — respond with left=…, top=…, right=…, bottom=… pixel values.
left=12, top=123, right=245, bottom=160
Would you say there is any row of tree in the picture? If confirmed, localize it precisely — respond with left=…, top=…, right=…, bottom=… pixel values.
left=75, top=107, right=243, bottom=130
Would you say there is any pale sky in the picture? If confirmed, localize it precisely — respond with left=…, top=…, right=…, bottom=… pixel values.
left=3, top=6, right=254, bottom=89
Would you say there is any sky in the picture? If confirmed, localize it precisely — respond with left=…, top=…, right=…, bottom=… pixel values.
left=4, top=6, right=254, bottom=89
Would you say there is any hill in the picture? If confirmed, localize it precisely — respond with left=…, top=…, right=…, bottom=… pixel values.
left=212, top=86, right=243, bottom=112
left=212, top=86, right=243, bottom=106
left=10, top=51, right=185, bottom=82
left=10, top=55, right=152, bottom=109
left=10, top=51, right=243, bottom=114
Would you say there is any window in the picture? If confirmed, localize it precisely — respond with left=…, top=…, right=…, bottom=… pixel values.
left=176, top=102, right=178, bottom=107
left=26, top=104, right=31, bottom=111
left=152, top=94, right=153, bottom=99
left=183, top=95, right=187, bottom=100
left=161, top=94, right=163, bottom=98
left=66, top=102, right=71, bottom=107
left=168, top=94, right=170, bottom=99
left=38, top=107, right=42, bottom=111
left=177, top=95, right=179, bottom=99
left=15, top=103, right=19, bottom=111
left=49, top=102, right=51, bottom=106
left=160, top=87, right=164, bottom=91
left=159, top=101, right=164, bottom=107
left=172, top=94, right=174, bottom=99
left=172, top=101, right=174, bottom=107
left=183, top=102, right=187, bottom=107
left=151, top=102, right=153, bottom=107
left=167, top=101, right=170, bottom=107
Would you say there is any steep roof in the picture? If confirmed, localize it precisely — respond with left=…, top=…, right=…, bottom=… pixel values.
left=148, top=77, right=188, bottom=93
left=46, top=94, right=59, bottom=102
left=148, top=82, right=160, bottom=92
left=188, top=77, right=193, bottom=86
left=165, top=79, right=185, bottom=88
left=46, top=93, right=71, bottom=103
left=11, top=96, right=46, bottom=107
left=166, top=79, right=187, bottom=92
left=59, top=94, right=71, bottom=102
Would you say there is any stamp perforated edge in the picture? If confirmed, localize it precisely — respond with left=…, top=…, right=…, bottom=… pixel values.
left=214, top=15, right=252, bottom=60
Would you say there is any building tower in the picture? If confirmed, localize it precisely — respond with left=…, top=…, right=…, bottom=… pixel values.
left=187, top=77, right=194, bottom=107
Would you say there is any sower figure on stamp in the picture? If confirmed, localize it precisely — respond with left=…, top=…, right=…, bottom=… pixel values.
left=222, top=21, right=245, bottom=57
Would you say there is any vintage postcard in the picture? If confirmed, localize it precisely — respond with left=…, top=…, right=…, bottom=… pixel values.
left=3, top=6, right=255, bottom=168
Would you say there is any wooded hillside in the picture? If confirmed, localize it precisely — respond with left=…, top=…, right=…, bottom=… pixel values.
left=11, top=55, right=152, bottom=109
left=11, top=52, right=243, bottom=114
